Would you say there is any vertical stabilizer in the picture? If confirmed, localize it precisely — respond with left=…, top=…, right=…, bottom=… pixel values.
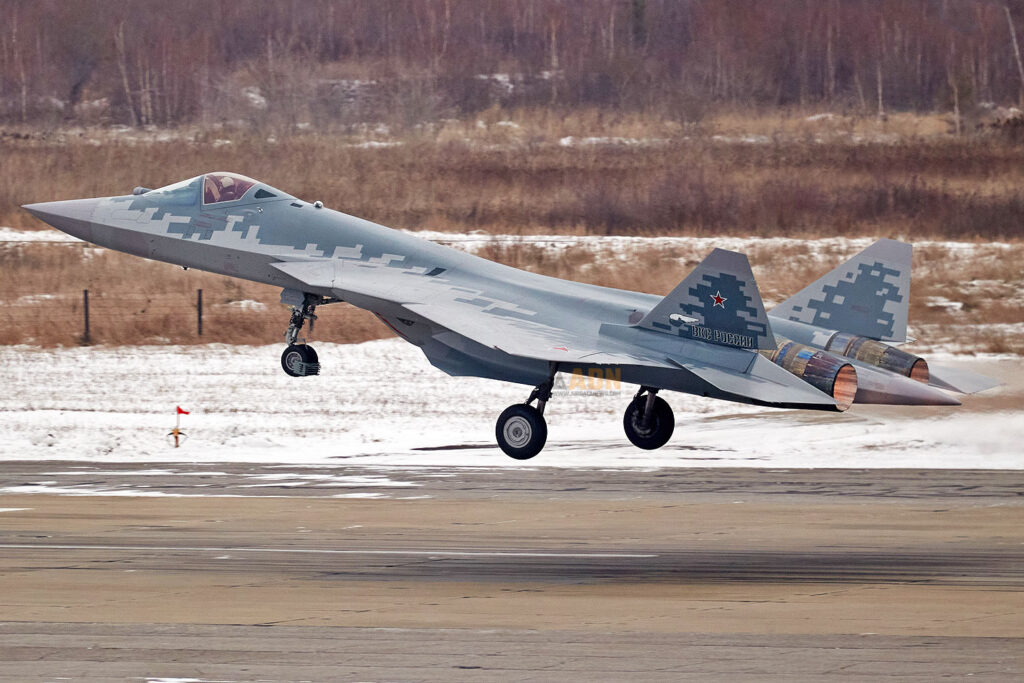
left=634, top=248, right=777, bottom=350
left=771, top=239, right=911, bottom=342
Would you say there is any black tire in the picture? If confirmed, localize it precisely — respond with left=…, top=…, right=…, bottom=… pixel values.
left=495, top=404, right=547, bottom=460
left=281, top=344, right=320, bottom=377
left=623, top=395, right=674, bottom=450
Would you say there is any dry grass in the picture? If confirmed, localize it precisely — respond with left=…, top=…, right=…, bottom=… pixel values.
left=710, top=110, right=953, bottom=139
left=5, top=111, right=1024, bottom=241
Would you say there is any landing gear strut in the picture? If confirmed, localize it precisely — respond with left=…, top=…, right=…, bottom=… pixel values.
left=623, top=387, right=674, bottom=450
left=496, top=365, right=558, bottom=460
left=279, top=292, right=338, bottom=377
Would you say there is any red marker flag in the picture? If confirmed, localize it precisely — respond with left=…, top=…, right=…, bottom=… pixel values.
left=176, top=406, right=190, bottom=415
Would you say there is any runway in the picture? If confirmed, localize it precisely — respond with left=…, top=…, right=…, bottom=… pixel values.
left=1, top=466, right=1023, bottom=680
left=2, top=623, right=1020, bottom=682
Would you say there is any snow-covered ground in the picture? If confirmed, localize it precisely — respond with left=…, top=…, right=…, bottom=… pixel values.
left=1, top=340, right=1019, bottom=470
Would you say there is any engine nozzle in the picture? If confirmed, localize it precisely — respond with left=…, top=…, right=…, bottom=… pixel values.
left=825, top=332, right=928, bottom=382
left=761, top=338, right=857, bottom=411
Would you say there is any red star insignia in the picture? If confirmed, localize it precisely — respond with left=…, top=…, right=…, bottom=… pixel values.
left=711, top=291, right=727, bottom=308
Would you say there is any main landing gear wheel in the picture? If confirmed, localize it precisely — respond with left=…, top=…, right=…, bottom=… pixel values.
left=496, top=366, right=558, bottom=460
left=281, top=344, right=320, bottom=377
left=495, top=404, right=548, bottom=460
left=623, top=388, right=674, bottom=450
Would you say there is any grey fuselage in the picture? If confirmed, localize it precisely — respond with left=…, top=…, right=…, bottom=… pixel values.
left=22, top=180, right=835, bottom=410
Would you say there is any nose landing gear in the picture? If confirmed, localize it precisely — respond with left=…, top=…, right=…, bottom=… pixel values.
left=279, top=291, right=339, bottom=377
left=281, top=343, right=320, bottom=377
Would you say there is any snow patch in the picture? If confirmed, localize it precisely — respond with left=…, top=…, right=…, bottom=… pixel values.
left=924, top=296, right=964, bottom=312
left=0, top=227, right=81, bottom=243
left=220, top=299, right=267, bottom=312
left=242, top=86, right=267, bottom=110
left=346, top=140, right=402, bottom=149
left=559, top=136, right=668, bottom=147
left=711, top=134, right=773, bottom=144
left=15, top=293, right=65, bottom=305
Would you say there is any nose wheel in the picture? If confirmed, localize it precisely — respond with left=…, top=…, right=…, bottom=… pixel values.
left=281, top=344, right=320, bottom=377
left=623, top=387, right=674, bottom=450
left=278, top=291, right=339, bottom=377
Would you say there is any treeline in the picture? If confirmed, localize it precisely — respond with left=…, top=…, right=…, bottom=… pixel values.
left=5, top=0, right=1024, bottom=128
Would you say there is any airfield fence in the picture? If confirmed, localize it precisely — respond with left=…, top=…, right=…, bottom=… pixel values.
left=51, top=289, right=207, bottom=345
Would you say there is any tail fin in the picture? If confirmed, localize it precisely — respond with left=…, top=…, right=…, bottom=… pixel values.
left=771, top=239, right=911, bottom=342
left=634, top=248, right=776, bottom=350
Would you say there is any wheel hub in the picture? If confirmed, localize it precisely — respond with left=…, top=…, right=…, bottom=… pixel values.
left=503, top=416, right=532, bottom=448
left=631, top=407, right=656, bottom=436
left=284, top=352, right=304, bottom=373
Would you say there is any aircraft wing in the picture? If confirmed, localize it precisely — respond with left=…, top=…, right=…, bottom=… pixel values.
left=403, top=301, right=669, bottom=366
left=271, top=258, right=669, bottom=366
left=271, top=258, right=413, bottom=302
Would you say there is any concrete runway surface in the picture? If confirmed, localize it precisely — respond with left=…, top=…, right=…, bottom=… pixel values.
left=1, top=465, right=1022, bottom=681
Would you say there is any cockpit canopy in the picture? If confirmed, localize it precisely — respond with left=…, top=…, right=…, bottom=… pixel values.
left=144, top=173, right=288, bottom=206
left=203, top=173, right=256, bottom=204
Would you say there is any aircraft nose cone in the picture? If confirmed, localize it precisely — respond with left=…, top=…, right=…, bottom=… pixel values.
left=22, top=198, right=100, bottom=241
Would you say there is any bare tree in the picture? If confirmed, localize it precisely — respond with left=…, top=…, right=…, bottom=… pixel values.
left=114, top=21, right=138, bottom=127
left=1005, top=3, right=1024, bottom=105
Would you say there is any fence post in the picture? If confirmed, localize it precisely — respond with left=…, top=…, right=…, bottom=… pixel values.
left=196, top=288, right=203, bottom=337
left=82, top=289, right=91, bottom=345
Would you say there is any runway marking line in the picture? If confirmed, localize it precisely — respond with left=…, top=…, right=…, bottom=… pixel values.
left=0, top=543, right=656, bottom=559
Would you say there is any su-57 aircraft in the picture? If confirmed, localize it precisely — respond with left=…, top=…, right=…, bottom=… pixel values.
left=24, top=172, right=998, bottom=459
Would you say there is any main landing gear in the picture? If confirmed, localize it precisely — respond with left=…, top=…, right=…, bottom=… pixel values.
left=495, top=370, right=556, bottom=460
left=495, top=372, right=676, bottom=460
left=623, top=386, right=675, bottom=450
left=280, top=292, right=339, bottom=377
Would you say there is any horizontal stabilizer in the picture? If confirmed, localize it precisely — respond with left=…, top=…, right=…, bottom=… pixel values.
left=636, top=248, right=777, bottom=350
left=772, top=239, right=911, bottom=342
left=928, top=364, right=1003, bottom=395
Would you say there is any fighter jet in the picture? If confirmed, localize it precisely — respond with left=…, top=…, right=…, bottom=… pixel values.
left=22, top=172, right=998, bottom=459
